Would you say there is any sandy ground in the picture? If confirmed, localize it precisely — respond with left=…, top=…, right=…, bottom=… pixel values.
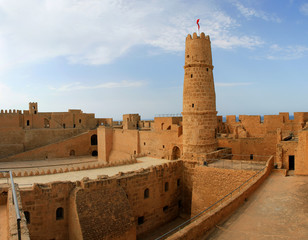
left=0, top=157, right=172, bottom=187
left=207, top=172, right=308, bottom=240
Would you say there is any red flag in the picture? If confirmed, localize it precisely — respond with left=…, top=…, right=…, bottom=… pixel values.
left=196, top=19, right=200, bottom=31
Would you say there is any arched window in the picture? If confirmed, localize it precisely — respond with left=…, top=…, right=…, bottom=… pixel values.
left=91, top=134, right=97, bottom=145
left=70, top=150, right=75, bottom=156
left=144, top=188, right=149, bottom=199
left=92, top=150, right=98, bottom=156
left=56, top=207, right=64, bottom=220
left=24, top=211, right=30, bottom=224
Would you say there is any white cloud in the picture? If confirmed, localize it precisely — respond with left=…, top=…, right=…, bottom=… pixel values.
left=215, top=82, right=253, bottom=87
left=266, top=44, right=308, bottom=60
left=49, top=80, right=145, bottom=92
left=0, top=0, right=263, bottom=71
left=300, top=3, right=308, bottom=15
left=234, top=2, right=281, bottom=22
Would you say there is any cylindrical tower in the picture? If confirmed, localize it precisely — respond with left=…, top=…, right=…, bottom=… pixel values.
left=182, top=32, right=217, bottom=160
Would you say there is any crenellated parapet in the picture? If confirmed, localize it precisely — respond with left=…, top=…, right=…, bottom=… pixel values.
left=218, top=112, right=308, bottom=138
left=0, top=109, right=22, bottom=114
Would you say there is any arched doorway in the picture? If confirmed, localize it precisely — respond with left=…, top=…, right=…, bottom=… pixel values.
left=171, top=146, right=181, bottom=160
left=91, top=134, right=97, bottom=145
left=92, top=150, right=98, bottom=156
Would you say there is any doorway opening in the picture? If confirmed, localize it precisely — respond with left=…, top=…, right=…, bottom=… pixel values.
left=289, top=155, right=295, bottom=170
left=171, top=146, right=181, bottom=160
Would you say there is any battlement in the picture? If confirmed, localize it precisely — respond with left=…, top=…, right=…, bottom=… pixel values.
left=186, top=32, right=210, bottom=40
left=223, top=112, right=308, bottom=124
left=0, top=109, right=22, bottom=114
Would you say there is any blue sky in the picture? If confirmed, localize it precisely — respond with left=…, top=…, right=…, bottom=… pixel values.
left=0, top=0, right=307, bottom=120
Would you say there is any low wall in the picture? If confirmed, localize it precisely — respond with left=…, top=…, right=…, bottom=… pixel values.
left=167, top=156, right=274, bottom=240
left=7, top=185, right=30, bottom=240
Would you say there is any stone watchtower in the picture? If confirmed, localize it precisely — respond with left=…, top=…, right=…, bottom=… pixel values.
left=29, top=102, right=38, bottom=114
left=182, top=32, right=217, bottom=160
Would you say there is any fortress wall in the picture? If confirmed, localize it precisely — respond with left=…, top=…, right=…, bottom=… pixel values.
left=21, top=111, right=99, bottom=130
left=98, top=126, right=182, bottom=163
left=295, top=130, right=308, bottom=175
left=68, top=189, right=83, bottom=240
left=112, top=129, right=139, bottom=156
left=218, top=134, right=276, bottom=160
left=279, top=141, right=297, bottom=169
left=0, top=113, right=22, bottom=128
left=7, top=186, right=30, bottom=240
left=0, top=128, right=88, bottom=159
left=139, top=130, right=181, bottom=159
left=191, top=167, right=257, bottom=216
left=20, top=182, right=75, bottom=240
left=18, top=161, right=183, bottom=240
left=75, top=180, right=136, bottom=240
left=23, top=128, right=87, bottom=151
left=1, top=129, right=97, bottom=162
left=153, top=117, right=182, bottom=131
left=117, top=161, right=183, bottom=237
left=0, top=128, right=25, bottom=158
left=98, top=126, right=113, bottom=162
left=168, top=156, right=274, bottom=240
left=221, top=113, right=307, bottom=138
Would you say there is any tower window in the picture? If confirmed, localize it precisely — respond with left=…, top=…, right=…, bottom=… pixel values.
left=144, top=188, right=149, bottom=199
left=186, top=55, right=189, bottom=58
left=206, top=68, right=209, bottom=72
left=165, top=182, right=169, bottom=192
left=27, top=120, right=30, bottom=126
left=138, top=216, right=144, bottom=225
left=192, top=103, right=194, bottom=108
left=163, top=205, right=169, bottom=212
left=191, top=74, right=193, bottom=78
left=56, top=207, right=64, bottom=220
left=63, top=123, right=66, bottom=129
left=79, top=119, right=81, bottom=123
left=177, top=179, right=181, bottom=187
left=250, top=154, right=253, bottom=160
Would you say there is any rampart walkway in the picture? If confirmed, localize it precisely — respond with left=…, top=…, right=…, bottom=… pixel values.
left=0, top=157, right=172, bottom=186
left=207, top=172, right=308, bottom=240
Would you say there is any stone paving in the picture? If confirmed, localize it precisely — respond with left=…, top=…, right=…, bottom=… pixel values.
left=207, top=172, right=308, bottom=240
left=0, top=157, right=172, bottom=187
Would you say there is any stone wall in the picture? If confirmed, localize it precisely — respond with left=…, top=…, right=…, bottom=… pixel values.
left=1, top=130, right=97, bottom=162
left=19, top=161, right=183, bottom=239
left=295, top=130, right=308, bottom=175
left=191, top=167, right=257, bottom=216
left=74, top=180, right=136, bottom=240
left=98, top=124, right=182, bottom=163
left=167, top=156, right=274, bottom=240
